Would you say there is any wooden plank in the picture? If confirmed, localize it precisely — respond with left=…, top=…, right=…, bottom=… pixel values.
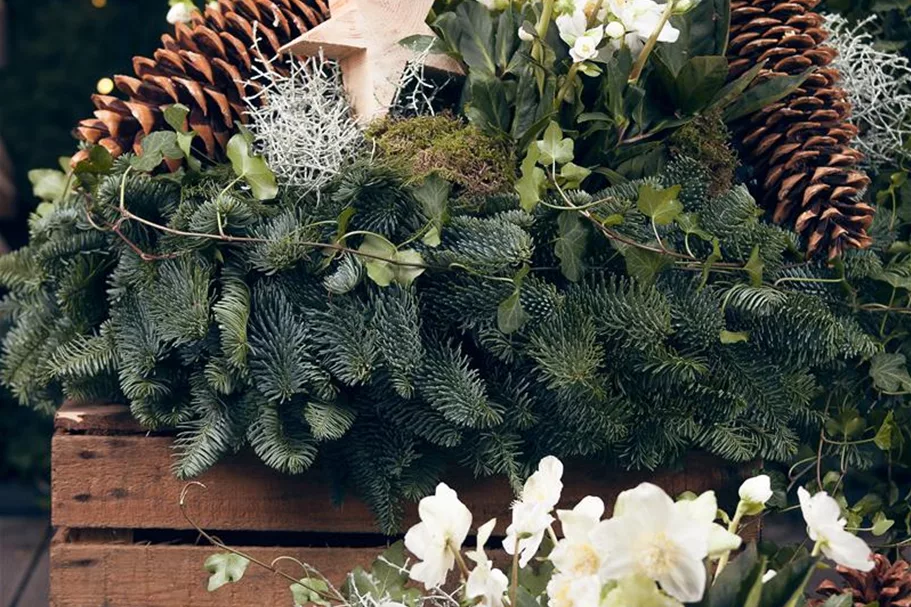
left=53, top=432, right=743, bottom=534
left=0, top=518, right=49, bottom=607
left=50, top=536, right=380, bottom=607
left=54, top=403, right=142, bottom=435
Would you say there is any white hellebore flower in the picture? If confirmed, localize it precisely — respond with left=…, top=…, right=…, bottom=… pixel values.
left=605, top=20, right=626, bottom=40
left=739, top=475, right=774, bottom=514
left=166, top=2, right=195, bottom=24
left=466, top=519, right=509, bottom=607
left=798, top=487, right=874, bottom=572
left=504, top=501, right=555, bottom=567
left=550, top=496, right=610, bottom=579
left=592, top=483, right=710, bottom=603
left=570, top=25, right=605, bottom=63
left=675, top=491, right=742, bottom=559
left=522, top=456, right=565, bottom=510
left=546, top=573, right=603, bottom=607
left=404, top=483, right=472, bottom=589
left=608, top=0, right=680, bottom=51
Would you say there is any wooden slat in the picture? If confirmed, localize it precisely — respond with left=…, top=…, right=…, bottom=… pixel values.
left=50, top=533, right=379, bottom=607
left=54, top=403, right=143, bottom=435
left=52, top=432, right=741, bottom=534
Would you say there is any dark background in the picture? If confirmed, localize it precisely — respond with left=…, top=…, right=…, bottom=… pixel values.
left=0, top=0, right=162, bottom=497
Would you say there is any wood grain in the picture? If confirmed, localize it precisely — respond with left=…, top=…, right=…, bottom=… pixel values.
left=50, top=533, right=380, bottom=607
left=53, top=432, right=742, bottom=534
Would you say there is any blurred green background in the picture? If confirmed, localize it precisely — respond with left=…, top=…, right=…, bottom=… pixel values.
left=0, top=0, right=162, bottom=497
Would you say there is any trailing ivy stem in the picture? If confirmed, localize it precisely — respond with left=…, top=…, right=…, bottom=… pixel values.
left=713, top=504, right=745, bottom=581
left=628, top=0, right=675, bottom=84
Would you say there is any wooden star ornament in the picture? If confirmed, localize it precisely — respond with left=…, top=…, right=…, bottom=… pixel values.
left=280, top=0, right=464, bottom=122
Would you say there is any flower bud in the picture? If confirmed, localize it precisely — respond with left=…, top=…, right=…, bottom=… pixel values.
left=166, top=2, right=195, bottom=24
left=673, top=0, right=698, bottom=14
left=605, top=21, right=626, bottom=39
left=518, top=26, right=535, bottom=42
left=738, top=475, right=773, bottom=515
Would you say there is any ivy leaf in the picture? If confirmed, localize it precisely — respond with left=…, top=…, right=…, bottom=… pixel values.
left=131, top=131, right=184, bottom=172
left=623, top=246, right=670, bottom=285
left=637, top=184, right=683, bottom=225
left=28, top=169, right=68, bottom=202
left=872, top=511, right=895, bottom=536
left=870, top=353, right=911, bottom=393
left=559, top=162, right=591, bottom=189
left=701, top=237, right=722, bottom=287
left=290, top=579, right=332, bottom=607
left=164, top=103, right=190, bottom=132
left=358, top=235, right=426, bottom=288
left=676, top=212, right=713, bottom=241
left=467, top=78, right=511, bottom=133
left=720, top=330, right=749, bottom=344
left=422, top=226, right=442, bottom=247
left=555, top=211, right=587, bottom=282
left=744, top=246, right=764, bottom=287
left=359, top=235, right=397, bottom=287
left=227, top=132, right=278, bottom=200
left=874, top=411, right=903, bottom=451
left=819, top=594, right=854, bottom=607
left=516, top=145, right=547, bottom=212
left=204, top=553, right=249, bottom=592
left=412, top=174, right=451, bottom=234
left=536, top=121, right=574, bottom=166
left=498, top=289, right=529, bottom=334
left=74, top=145, right=114, bottom=176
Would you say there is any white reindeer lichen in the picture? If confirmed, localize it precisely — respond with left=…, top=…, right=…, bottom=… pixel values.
left=826, top=14, right=911, bottom=168
left=243, top=52, right=363, bottom=196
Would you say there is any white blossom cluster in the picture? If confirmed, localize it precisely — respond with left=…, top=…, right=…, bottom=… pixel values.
left=826, top=14, right=911, bottom=168
left=402, top=455, right=873, bottom=607
left=243, top=53, right=363, bottom=197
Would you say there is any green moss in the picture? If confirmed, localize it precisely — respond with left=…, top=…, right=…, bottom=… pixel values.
left=670, top=110, right=740, bottom=197
left=367, top=114, right=516, bottom=199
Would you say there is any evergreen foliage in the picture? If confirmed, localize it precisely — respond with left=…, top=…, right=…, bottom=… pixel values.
left=1, top=150, right=894, bottom=531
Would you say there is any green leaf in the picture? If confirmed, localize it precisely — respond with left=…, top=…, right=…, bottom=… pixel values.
left=226, top=132, right=278, bottom=200
left=623, top=247, right=670, bottom=285
left=870, top=353, right=911, bottom=393
left=164, top=103, right=190, bottom=132
left=498, top=289, right=529, bottom=334
left=675, top=56, right=730, bottom=114
left=536, top=121, right=574, bottom=166
left=559, top=162, right=591, bottom=189
left=637, top=184, right=683, bottom=225
left=28, top=169, right=68, bottom=202
left=467, top=77, right=511, bottom=133
left=874, top=411, right=903, bottom=451
left=516, top=145, right=546, bottom=212
left=721, top=330, right=749, bottom=344
left=131, top=131, right=184, bottom=172
left=74, top=145, right=114, bottom=176
left=290, top=579, right=332, bottom=607
left=204, top=553, right=250, bottom=592
left=819, top=594, right=853, bottom=607
left=872, top=511, right=895, bottom=536
left=358, top=235, right=426, bottom=288
left=744, top=246, right=764, bottom=287
left=709, top=61, right=765, bottom=111
left=449, top=2, right=497, bottom=78
left=412, top=174, right=451, bottom=231
left=759, top=557, right=818, bottom=607
left=705, top=544, right=763, bottom=607
left=723, top=69, right=814, bottom=121
left=360, top=234, right=398, bottom=287
left=398, top=34, right=446, bottom=54
left=555, top=211, right=587, bottom=282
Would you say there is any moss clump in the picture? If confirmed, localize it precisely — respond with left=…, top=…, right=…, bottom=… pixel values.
left=367, top=114, right=516, bottom=199
left=670, top=110, right=740, bottom=196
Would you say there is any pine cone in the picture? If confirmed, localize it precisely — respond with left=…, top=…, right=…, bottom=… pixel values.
left=727, top=0, right=875, bottom=260
left=73, top=0, right=329, bottom=168
left=811, top=554, right=911, bottom=607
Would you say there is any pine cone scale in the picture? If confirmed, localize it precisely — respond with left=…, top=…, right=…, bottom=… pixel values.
left=812, top=555, right=911, bottom=607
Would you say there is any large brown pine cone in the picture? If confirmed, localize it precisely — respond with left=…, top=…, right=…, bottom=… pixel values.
left=811, top=554, right=911, bottom=607
left=727, top=0, right=875, bottom=260
left=73, top=0, right=329, bottom=168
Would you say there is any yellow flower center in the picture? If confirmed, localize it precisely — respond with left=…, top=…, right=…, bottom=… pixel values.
left=568, top=543, right=602, bottom=576
left=639, top=532, right=674, bottom=576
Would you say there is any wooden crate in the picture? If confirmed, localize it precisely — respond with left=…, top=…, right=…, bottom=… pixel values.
left=51, top=403, right=754, bottom=607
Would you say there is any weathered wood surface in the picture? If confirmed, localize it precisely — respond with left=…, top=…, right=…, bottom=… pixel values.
left=50, top=532, right=379, bottom=607
left=53, top=433, right=737, bottom=534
